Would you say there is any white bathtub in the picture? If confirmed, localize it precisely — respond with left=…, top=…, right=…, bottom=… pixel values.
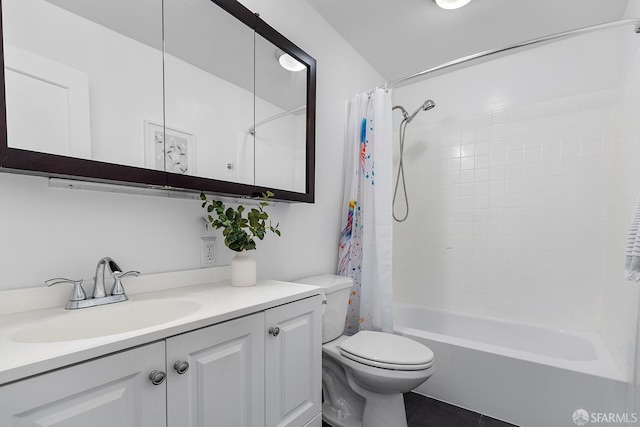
left=393, top=303, right=627, bottom=427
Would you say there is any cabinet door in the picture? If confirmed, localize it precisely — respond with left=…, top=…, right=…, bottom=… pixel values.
left=0, top=341, right=166, bottom=427
left=265, top=296, right=322, bottom=427
left=166, top=312, right=265, bottom=427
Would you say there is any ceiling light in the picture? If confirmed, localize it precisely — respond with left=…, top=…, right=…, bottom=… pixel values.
left=275, top=51, right=305, bottom=72
left=434, top=0, right=472, bottom=10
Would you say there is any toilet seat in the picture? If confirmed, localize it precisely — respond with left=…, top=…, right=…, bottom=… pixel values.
left=338, top=331, right=434, bottom=371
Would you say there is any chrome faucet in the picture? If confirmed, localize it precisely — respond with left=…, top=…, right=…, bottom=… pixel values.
left=46, top=257, right=140, bottom=309
left=92, top=257, right=129, bottom=298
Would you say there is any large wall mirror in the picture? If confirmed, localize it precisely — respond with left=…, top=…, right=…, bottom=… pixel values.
left=0, top=0, right=316, bottom=202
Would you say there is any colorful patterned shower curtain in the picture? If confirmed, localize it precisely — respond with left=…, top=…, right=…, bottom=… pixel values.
left=338, top=88, right=393, bottom=334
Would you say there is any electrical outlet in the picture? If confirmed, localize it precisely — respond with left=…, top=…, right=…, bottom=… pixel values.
left=200, top=237, right=216, bottom=267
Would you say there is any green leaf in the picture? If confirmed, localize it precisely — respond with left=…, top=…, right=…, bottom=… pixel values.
left=199, top=189, right=280, bottom=251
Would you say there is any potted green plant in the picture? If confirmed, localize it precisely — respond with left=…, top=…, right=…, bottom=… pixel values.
left=200, top=191, right=281, bottom=286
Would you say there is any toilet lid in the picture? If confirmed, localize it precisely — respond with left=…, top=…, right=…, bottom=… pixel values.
left=338, top=331, right=434, bottom=371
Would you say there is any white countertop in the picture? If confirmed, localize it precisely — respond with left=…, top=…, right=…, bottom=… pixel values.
left=0, top=268, right=320, bottom=385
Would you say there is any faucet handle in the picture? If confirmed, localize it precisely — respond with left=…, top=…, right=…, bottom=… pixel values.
left=110, top=271, right=140, bottom=296
left=45, top=278, right=86, bottom=302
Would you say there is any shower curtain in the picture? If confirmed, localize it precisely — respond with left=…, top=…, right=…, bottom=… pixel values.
left=338, top=88, right=393, bottom=334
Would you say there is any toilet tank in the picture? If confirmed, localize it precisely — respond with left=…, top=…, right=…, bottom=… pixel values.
left=295, top=274, right=353, bottom=343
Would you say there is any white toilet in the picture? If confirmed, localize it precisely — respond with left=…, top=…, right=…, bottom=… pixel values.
left=297, top=275, right=435, bottom=427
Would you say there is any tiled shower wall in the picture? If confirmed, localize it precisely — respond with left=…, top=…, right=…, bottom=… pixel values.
left=392, top=22, right=640, bottom=384
left=393, top=90, right=615, bottom=332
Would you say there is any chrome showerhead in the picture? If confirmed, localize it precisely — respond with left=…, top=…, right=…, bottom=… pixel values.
left=407, top=99, right=436, bottom=123
left=423, top=99, right=436, bottom=111
left=394, top=99, right=436, bottom=123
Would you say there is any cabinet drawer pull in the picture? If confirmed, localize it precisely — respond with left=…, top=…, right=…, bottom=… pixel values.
left=268, top=326, right=280, bottom=337
left=149, top=370, right=166, bottom=385
left=173, top=360, right=190, bottom=374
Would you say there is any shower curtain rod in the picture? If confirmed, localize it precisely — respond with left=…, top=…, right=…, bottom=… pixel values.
left=376, top=18, right=640, bottom=91
left=249, top=105, right=306, bottom=135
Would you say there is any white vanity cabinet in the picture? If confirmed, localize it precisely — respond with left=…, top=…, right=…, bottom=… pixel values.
left=166, top=294, right=321, bottom=427
left=0, top=294, right=322, bottom=427
left=265, top=296, right=322, bottom=427
left=166, top=312, right=266, bottom=427
left=0, top=341, right=167, bottom=427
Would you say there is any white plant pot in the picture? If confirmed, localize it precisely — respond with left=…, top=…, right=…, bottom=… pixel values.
left=231, top=250, right=257, bottom=287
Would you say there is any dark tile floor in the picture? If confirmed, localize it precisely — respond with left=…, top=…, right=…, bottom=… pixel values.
left=322, top=392, right=520, bottom=427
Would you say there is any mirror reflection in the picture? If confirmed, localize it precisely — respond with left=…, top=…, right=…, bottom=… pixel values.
left=2, top=0, right=309, bottom=193
left=254, top=33, right=307, bottom=193
left=164, top=0, right=254, bottom=183
left=3, top=0, right=163, bottom=167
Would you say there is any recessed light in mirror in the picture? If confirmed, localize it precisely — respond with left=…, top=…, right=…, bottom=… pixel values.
left=276, top=51, right=305, bottom=72
left=434, top=0, right=472, bottom=10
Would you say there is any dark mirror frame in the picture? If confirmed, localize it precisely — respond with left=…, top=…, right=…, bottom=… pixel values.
left=0, top=0, right=316, bottom=202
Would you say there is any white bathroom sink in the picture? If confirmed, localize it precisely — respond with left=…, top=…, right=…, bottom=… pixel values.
left=12, top=297, right=204, bottom=343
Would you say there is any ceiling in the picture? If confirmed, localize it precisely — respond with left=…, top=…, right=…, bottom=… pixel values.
left=304, top=0, right=631, bottom=85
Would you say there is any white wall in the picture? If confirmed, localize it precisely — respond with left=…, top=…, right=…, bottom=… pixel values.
left=0, top=0, right=384, bottom=291
left=392, top=26, right=631, bottom=338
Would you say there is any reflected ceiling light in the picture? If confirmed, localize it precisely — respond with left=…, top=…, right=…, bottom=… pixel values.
left=275, top=50, right=305, bottom=72
left=433, top=0, right=472, bottom=9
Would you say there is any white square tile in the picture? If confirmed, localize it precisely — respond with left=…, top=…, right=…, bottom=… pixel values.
left=543, top=114, right=563, bottom=130
left=524, top=132, right=542, bottom=149
left=461, top=157, right=475, bottom=170
left=561, top=141, right=581, bottom=159
left=506, top=150, right=524, bottom=166
left=489, top=166, right=506, bottom=181
left=581, top=139, right=603, bottom=157
left=448, top=145, right=461, bottom=159
left=491, top=124, right=507, bottom=139
left=523, top=147, right=541, bottom=164
left=491, top=110, right=507, bottom=125
left=506, top=164, right=524, bottom=180
left=542, top=129, right=562, bottom=146
left=476, top=126, right=491, bottom=142
left=460, top=170, right=475, bottom=183
left=475, top=167, right=490, bottom=182
left=561, top=126, right=582, bottom=144
left=475, top=140, right=491, bottom=155
left=491, top=138, right=507, bottom=152
left=475, top=154, right=491, bottom=170
left=541, top=144, right=562, bottom=162
left=461, top=143, right=475, bottom=157
left=562, top=111, right=583, bottom=128
left=490, top=151, right=507, bottom=167
left=525, top=117, right=545, bottom=133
